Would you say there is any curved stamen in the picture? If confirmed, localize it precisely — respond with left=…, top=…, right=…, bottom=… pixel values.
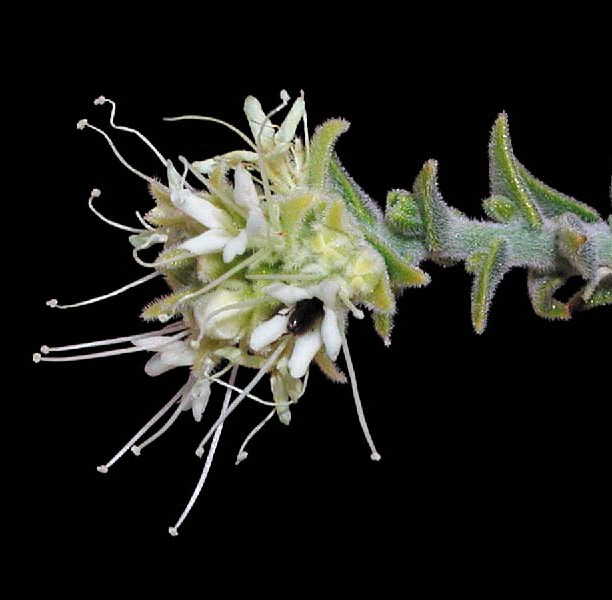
left=169, top=366, right=239, bottom=536
left=97, top=384, right=186, bottom=473
left=88, top=188, right=146, bottom=234
left=194, top=340, right=289, bottom=457
left=94, top=96, right=167, bottom=165
left=77, top=119, right=156, bottom=184
left=235, top=409, right=275, bottom=464
left=340, top=328, right=381, bottom=461
left=40, top=323, right=186, bottom=354
left=164, top=115, right=257, bottom=151
left=46, top=272, right=160, bottom=310
left=135, top=211, right=155, bottom=230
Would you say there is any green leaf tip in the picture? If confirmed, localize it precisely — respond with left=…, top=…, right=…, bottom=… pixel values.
left=412, top=160, right=448, bottom=252
left=308, top=119, right=350, bottom=190
left=527, top=271, right=571, bottom=320
left=469, top=238, right=509, bottom=334
left=489, top=113, right=543, bottom=229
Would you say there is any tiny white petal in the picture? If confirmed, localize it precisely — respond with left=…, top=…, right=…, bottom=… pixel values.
left=250, top=314, right=289, bottom=352
left=313, top=279, right=341, bottom=307
left=222, top=230, right=248, bottom=263
left=190, top=381, right=211, bottom=422
left=234, top=166, right=259, bottom=209
left=275, top=96, right=305, bottom=144
left=321, top=307, right=342, bottom=361
left=159, top=342, right=195, bottom=371
left=263, top=283, right=313, bottom=304
left=246, top=208, right=267, bottom=236
left=144, top=354, right=175, bottom=377
left=174, top=190, right=231, bottom=229
left=179, top=229, right=232, bottom=255
left=288, top=329, right=322, bottom=379
left=244, top=96, right=274, bottom=148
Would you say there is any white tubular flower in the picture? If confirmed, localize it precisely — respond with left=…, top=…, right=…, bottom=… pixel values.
left=249, top=280, right=343, bottom=378
left=132, top=335, right=195, bottom=377
left=168, top=163, right=266, bottom=264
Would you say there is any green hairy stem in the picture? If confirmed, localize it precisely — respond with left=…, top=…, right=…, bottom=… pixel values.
left=329, top=113, right=612, bottom=335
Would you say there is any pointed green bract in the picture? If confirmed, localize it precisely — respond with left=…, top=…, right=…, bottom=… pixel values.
left=482, top=195, right=518, bottom=223
left=308, top=119, right=350, bottom=190
left=328, top=158, right=379, bottom=225
left=469, top=238, right=508, bottom=334
left=371, top=312, right=393, bottom=346
left=385, top=190, right=422, bottom=235
left=412, top=160, right=448, bottom=252
left=518, top=165, right=601, bottom=223
left=527, top=270, right=571, bottom=320
left=489, top=114, right=542, bottom=229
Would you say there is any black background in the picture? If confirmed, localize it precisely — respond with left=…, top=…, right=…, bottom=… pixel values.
left=20, top=9, right=610, bottom=589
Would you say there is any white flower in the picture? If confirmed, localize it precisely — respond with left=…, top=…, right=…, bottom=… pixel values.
left=132, top=335, right=195, bottom=377
left=249, top=280, right=343, bottom=378
left=167, top=163, right=266, bottom=264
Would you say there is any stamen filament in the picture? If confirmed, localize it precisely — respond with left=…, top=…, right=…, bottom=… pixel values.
left=97, top=385, right=186, bottom=473
left=169, top=366, right=239, bottom=536
left=135, top=211, right=154, bottom=230
left=131, top=377, right=195, bottom=456
left=340, top=329, right=381, bottom=461
left=88, top=188, right=145, bottom=234
left=235, top=409, right=275, bottom=464
left=95, top=96, right=167, bottom=165
left=194, top=340, right=289, bottom=457
left=47, top=272, right=160, bottom=309
left=41, top=323, right=186, bottom=354
left=164, top=116, right=257, bottom=151
left=77, top=120, right=155, bottom=184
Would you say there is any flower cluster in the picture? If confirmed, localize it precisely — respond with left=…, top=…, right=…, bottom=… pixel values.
left=34, top=92, right=394, bottom=535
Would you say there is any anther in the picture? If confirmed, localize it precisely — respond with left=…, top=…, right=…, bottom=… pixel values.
left=96, top=465, right=109, bottom=474
left=46, top=299, right=58, bottom=308
left=32, top=353, right=42, bottom=363
left=40, top=345, right=50, bottom=354
left=77, top=119, right=88, bottom=130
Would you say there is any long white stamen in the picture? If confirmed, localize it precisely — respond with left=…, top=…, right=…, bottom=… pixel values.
left=204, top=376, right=290, bottom=408
left=169, top=366, right=238, bottom=536
left=135, top=211, right=154, bottom=230
left=131, top=247, right=189, bottom=269
left=77, top=119, right=155, bottom=184
left=235, top=409, right=275, bottom=464
left=34, top=330, right=187, bottom=363
left=340, top=329, right=381, bottom=461
left=46, top=272, right=159, bottom=310
left=131, top=377, right=195, bottom=456
left=164, top=116, right=257, bottom=151
left=97, top=384, right=185, bottom=473
left=194, top=340, right=288, bottom=457
left=40, top=323, right=186, bottom=354
left=179, top=250, right=266, bottom=305
left=34, top=345, right=146, bottom=363
left=87, top=188, right=146, bottom=234
left=94, top=96, right=167, bottom=165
